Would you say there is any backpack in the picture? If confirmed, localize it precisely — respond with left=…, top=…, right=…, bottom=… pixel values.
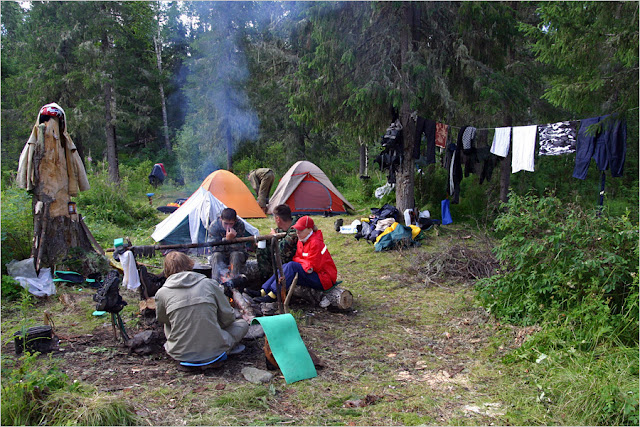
left=374, top=224, right=415, bottom=252
left=93, top=270, right=127, bottom=313
left=371, top=203, right=399, bottom=221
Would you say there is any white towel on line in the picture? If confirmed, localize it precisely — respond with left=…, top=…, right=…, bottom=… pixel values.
left=511, top=125, right=538, bottom=173
left=120, top=250, right=141, bottom=290
left=490, top=127, right=511, bottom=157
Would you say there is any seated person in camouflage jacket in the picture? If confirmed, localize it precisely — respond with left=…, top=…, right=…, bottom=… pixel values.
left=256, top=204, right=298, bottom=281
left=208, top=208, right=248, bottom=282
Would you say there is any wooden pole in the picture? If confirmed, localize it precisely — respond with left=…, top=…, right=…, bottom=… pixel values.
left=79, top=215, right=105, bottom=255
left=105, top=232, right=286, bottom=252
left=284, top=273, right=299, bottom=314
left=272, top=238, right=286, bottom=314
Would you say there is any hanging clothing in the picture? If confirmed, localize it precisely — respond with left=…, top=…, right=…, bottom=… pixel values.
left=414, top=116, right=436, bottom=163
left=538, top=121, right=578, bottom=156
left=511, top=125, right=537, bottom=173
left=120, top=251, right=141, bottom=290
left=490, top=127, right=511, bottom=157
left=463, top=129, right=488, bottom=177
left=375, top=120, right=403, bottom=184
left=573, top=115, right=627, bottom=180
left=462, top=126, right=476, bottom=152
left=149, top=164, right=166, bottom=185
left=465, top=129, right=497, bottom=184
left=444, top=128, right=464, bottom=204
left=477, top=146, right=498, bottom=184
left=435, top=123, right=448, bottom=148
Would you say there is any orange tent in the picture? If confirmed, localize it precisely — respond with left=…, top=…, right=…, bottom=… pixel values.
left=201, top=170, right=266, bottom=218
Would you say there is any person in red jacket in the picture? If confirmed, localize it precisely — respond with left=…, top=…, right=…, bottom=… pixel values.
left=255, top=216, right=337, bottom=303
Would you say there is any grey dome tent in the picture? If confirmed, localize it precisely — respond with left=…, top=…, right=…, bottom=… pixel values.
left=267, top=161, right=354, bottom=215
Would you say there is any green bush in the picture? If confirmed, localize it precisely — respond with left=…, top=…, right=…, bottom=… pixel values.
left=338, top=173, right=383, bottom=210
left=1, top=353, right=138, bottom=426
left=59, top=247, right=110, bottom=278
left=415, top=163, right=448, bottom=213
left=1, top=275, right=23, bottom=302
left=1, top=187, right=33, bottom=275
left=75, top=165, right=159, bottom=230
left=120, top=159, right=156, bottom=197
left=233, top=156, right=263, bottom=181
left=476, top=193, right=639, bottom=348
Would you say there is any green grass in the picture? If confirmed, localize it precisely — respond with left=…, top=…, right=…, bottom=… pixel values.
left=1, top=352, right=138, bottom=426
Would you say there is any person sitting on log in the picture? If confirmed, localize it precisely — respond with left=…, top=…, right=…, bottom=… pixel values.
left=254, top=216, right=337, bottom=303
left=208, top=208, right=248, bottom=282
left=155, top=251, right=248, bottom=364
left=255, top=204, right=299, bottom=282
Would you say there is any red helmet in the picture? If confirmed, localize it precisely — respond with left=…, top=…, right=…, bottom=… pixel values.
left=39, top=105, right=64, bottom=119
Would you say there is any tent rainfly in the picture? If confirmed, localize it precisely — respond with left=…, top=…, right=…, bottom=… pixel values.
left=267, top=160, right=354, bottom=215
left=201, top=169, right=266, bottom=219
left=151, top=187, right=259, bottom=246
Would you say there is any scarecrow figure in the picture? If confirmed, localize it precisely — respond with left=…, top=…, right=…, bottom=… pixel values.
left=17, top=103, right=94, bottom=271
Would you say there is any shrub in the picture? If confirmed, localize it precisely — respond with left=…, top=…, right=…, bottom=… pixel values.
left=120, top=159, right=156, bottom=197
left=74, top=166, right=158, bottom=229
left=1, top=275, right=23, bottom=302
left=233, top=156, right=263, bottom=181
left=1, top=187, right=33, bottom=275
left=476, top=193, right=639, bottom=348
left=59, top=247, right=110, bottom=278
left=415, top=163, right=448, bottom=213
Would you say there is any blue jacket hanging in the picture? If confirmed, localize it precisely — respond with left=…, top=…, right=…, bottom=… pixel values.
left=573, top=115, right=626, bottom=180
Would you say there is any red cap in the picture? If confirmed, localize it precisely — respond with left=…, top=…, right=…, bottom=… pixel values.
left=293, top=216, right=314, bottom=231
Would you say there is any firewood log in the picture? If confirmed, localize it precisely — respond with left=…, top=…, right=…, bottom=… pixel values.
left=291, top=285, right=353, bottom=311
left=319, top=286, right=354, bottom=310
left=231, top=288, right=256, bottom=322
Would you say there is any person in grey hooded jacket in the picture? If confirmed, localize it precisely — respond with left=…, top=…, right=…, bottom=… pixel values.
left=155, top=251, right=248, bottom=363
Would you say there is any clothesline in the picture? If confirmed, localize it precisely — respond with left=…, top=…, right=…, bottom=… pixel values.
left=442, top=106, right=638, bottom=131
left=447, top=123, right=576, bottom=131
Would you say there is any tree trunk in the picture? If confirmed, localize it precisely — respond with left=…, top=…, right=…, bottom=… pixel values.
left=102, top=32, right=119, bottom=184
left=226, top=124, right=233, bottom=172
left=359, top=137, right=368, bottom=177
left=298, top=127, right=306, bottom=158
left=499, top=115, right=512, bottom=204
left=154, top=34, right=172, bottom=153
left=396, top=2, right=416, bottom=213
left=31, top=119, right=93, bottom=270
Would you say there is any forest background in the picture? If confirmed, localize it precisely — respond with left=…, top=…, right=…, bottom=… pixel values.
left=0, top=1, right=638, bottom=425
